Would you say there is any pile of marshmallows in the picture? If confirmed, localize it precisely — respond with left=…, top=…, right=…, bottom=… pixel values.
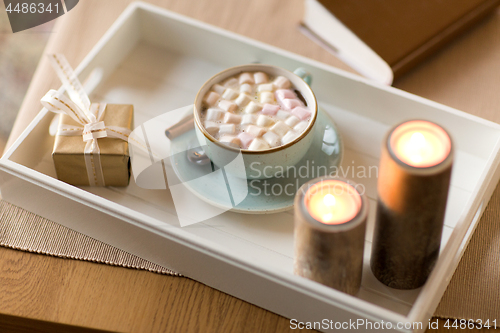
left=201, top=71, right=313, bottom=151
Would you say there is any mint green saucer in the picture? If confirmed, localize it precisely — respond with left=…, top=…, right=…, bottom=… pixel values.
left=169, top=108, right=342, bottom=214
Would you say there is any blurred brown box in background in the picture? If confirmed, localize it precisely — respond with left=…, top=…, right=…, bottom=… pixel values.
left=303, top=0, right=500, bottom=79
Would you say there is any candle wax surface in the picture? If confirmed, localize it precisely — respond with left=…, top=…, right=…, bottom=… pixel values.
left=390, top=120, right=451, bottom=168
left=305, top=180, right=362, bottom=224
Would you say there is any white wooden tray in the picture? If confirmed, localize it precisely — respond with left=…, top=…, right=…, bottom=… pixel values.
left=2, top=2, right=500, bottom=332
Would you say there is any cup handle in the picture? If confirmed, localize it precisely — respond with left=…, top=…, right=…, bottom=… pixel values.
left=294, top=68, right=312, bottom=86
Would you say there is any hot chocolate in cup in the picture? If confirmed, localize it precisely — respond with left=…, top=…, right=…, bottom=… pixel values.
left=194, top=64, right=317, bottom=179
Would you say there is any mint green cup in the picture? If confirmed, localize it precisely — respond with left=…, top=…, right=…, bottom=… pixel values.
left=194, top=64, right=317, bottom=179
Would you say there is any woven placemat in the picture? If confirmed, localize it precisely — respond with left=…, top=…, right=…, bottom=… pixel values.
left=0, top=191, right=499, bottom=322
left=434, top=182, right=500, bottom=323
left=0, top=200, right=179, bottom=276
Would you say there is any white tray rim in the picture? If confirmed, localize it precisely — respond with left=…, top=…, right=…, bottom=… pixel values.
left=1, top=1, right=500, bottom=329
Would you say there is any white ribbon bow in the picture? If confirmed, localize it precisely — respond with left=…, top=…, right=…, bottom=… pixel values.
left=41, top=54, right=131, bottom=186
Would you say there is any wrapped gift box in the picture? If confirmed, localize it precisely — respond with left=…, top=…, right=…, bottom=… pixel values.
left=53, top=104, right=134, bottom=187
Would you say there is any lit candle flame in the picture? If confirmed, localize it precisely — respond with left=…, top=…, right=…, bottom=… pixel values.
left=323, top=194, right=336, bottom=207
left=408, top=132, right=426, bottom=164
left=305, top=180, right=362, bottom=225
left=410, top=132, right=426, bottom=146
left=321, top=194, right=337, bottom=222
left=390, top=121, right=451, bottom=168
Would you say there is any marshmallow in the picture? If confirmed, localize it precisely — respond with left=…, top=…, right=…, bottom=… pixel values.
left=235, top=93, right=252, bottom=107
left=271, top=121, right=291, bottom=137
left=256, top=115, right=275, bottom=127
left=219, top=124, right=236, bottom=135
left=292, top=106, right=311, bottom=120
left=260, top=91, right=275, bottom=104
left=248, top=138, right=270, bottom=151
left=218, top=100, right=237, bottom=113
left=281, top=98, right=304, bottom=110
left=219, top=135, right=241, bottom=148
left=282, top=130, right=299, bottom=144
left=239, top=72, right=254, bottom=85
left=203, top=71, right=313, bottom=151
left=222, top=88, right=239, bottom=100
left=224, top=112, right=242, bottom=124
left=285, top=115, right=300, bottom=127
left=212, top=84, right=226, bottom=95
left=240, top=83, right=253, bottom=94
left=241, top=114, right=257, bottom=125
left=257, top=83, right=274, bottom=92
left=274, top=76, right=291, bottom=89
left=246, top=125, right=266, bottom=137
left=276, top=110, right=291, bottom=120
left=203, top=91, right=220, bottom=107
left=294, top=121, right=309, bottom=133
left=238, top=132, right=255, bottom=149
left=275, top=89, right=296, bottom=102
left=254, top=72, right=269, bottom=84
left=261, top=104, right=280, bottom=116
left=224, top=78, right=239, bottom=88
left=204, top=121, right=219, bottom=136
left=206, top=108, right=224, bottom=121
left=245, top=101, right=262, bottom=114
left=263, top=131, right=281, bottom=147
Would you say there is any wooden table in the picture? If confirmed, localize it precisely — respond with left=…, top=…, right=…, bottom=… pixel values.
left=1, top=1, right=500, bottom=332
